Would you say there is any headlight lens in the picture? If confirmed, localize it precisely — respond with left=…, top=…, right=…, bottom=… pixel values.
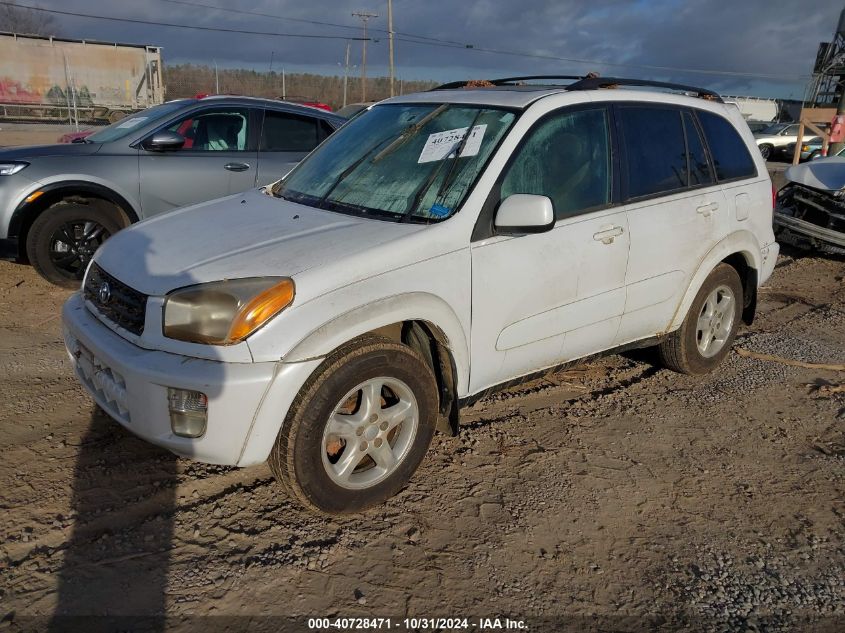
left=0, top=162, right=28, bottom=176
left=163, top=277, right=295, bottom=344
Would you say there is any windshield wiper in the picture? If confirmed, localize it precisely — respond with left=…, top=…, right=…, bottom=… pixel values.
left=372, top=104, right=449, bottom=163
left=400, top=109, right=485, bottom=223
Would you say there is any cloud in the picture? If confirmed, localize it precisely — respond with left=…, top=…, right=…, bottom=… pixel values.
left=35, top=0, right=845, bottom=96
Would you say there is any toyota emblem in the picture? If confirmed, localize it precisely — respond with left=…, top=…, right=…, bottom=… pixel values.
left=98, top=282, right=112, bottom=305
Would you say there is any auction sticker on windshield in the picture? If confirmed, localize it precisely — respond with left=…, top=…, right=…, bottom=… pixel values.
left=418, top=124, right=487, bottom=163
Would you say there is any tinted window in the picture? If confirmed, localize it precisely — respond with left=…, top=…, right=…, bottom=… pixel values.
left=697, top=111, right=757, bottom=181
left=501, top=108, right=611, bottom=220
left=620, top=107, right=686, bottom=198
left=165, top=107, right=249, bottom=151
left=683, top=111, right=714, bottom=187
left=261, top=111, right=320, bottom=151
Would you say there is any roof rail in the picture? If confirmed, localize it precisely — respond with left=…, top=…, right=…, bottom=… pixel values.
left=431, top=75, right=722, bottom=102
left=565, top=76, right=723, bottom=101
left=432, top=75, right=584, bottom=90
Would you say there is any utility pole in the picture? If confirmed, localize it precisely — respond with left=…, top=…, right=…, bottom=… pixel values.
left=214, top=59, right=219, bottom=93
left=352, top=10, right=378, bottom=102
left=388, top=0, right=395, bottom=97
left=282, top=67, right=286, bottom=100
left=343, top=42, right=351, bottom=108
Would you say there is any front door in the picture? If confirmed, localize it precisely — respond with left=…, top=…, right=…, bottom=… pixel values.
left=138, top=106, right=258, bottom=217
left=469, top=105, right=629, bottom=394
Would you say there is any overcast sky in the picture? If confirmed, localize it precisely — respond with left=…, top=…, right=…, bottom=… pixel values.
left=24, top=0, right=845, bottom=98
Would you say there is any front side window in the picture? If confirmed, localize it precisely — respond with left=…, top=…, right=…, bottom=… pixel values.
left=261, top=111, right=321, bottom=151
left=276, top=104, right=516, bottom=222
left=500, top=107, right=611, bottom=220
left=166, top=107, right=250, bottom=151
left=620, top=106, right=686, bottom=199
left=697, top=110, right=757, bottom=181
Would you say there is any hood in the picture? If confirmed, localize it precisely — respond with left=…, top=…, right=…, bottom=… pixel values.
left=0, top=143, right=102, bottom=158
left=784, top=156, right=845, bottom=192
left=94, top=188, right=425, bottom=296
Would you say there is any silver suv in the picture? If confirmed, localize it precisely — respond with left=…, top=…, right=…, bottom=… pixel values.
left=0, top=96, right=344, bottom=287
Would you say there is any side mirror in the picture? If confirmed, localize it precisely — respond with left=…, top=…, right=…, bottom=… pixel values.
left=142, top=131, right=186, bottom=152
left=494, top=194, right=555, bottom=235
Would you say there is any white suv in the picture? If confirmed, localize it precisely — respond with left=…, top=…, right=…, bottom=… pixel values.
left=62, top=76, right=779, bottom=513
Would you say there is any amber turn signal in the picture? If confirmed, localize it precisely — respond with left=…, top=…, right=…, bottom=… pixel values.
left=227, top=278, right=295, bottom=342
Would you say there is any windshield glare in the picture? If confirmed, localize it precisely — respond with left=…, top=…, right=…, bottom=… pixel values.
left=277, top=103, right=516, bottom=222
left=87, top=101, right=191, bottom=143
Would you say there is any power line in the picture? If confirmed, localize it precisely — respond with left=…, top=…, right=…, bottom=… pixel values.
left=155, top=0, right=469, bottom=47
left=0, top=1, right=370, bottom=41
left=155, top=0, right=809, bottom=81
left=5, top=1, right=809, bottom=82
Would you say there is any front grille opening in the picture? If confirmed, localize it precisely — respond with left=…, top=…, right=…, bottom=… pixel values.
left=84, top=263, right=148, bottom=336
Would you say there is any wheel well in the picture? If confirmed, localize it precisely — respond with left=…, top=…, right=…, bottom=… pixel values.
left=721, top=252, right=758, bottom=325
left=357, top=320, right=459, bottom=436
left=12, top=186, right=137, bottom=260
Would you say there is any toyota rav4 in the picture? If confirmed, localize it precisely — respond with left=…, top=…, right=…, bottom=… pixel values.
left=62, top=76, right=779, bottom=514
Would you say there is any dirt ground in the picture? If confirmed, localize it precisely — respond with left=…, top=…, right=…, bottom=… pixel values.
left=0, top=139, right=843, bottom=631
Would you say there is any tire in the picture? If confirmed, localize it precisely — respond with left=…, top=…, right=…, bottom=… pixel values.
left=107, top=110, right=127, bottom=124
left=269, top=335, right=439, bottom=514
left=25, top=203, right=124, bottom=289
left=658, top=263, right=743, bottom=375
left=758, top=143, right=773, bottom=160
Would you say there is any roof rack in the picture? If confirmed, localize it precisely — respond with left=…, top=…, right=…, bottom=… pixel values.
left=432, top=75, right=584, bottom=90
left=566, top=76, right=723, bottom=101
left=431, top=75, right=722, bottom=102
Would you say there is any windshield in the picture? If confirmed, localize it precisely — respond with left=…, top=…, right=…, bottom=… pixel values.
left=87, top=101, right=191, bottom=143
left=761, top=122, right=788, bottom=135
left=276, top=103, right=516, bottom=222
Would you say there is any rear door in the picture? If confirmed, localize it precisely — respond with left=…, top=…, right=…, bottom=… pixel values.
left=469, top=105, right=629, bottom=392
left=616, top=104, right=727, bottom=345
left=138, top=105, right=258, bottom=216
left=255, top=109, right=335, bottom=185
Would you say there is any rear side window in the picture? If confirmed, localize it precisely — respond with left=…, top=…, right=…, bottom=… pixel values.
left=619, top=107, right=686, bottom=198
left=697, top=111, right=757, bottom=181
left=683, top=111, right=714, bottom=187
left=501, top=107, right=611, bottom=220
left=261, top=110, right=320, bottom=151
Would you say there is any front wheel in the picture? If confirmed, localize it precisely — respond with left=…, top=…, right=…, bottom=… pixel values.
left=658, top=263, right=743, bottom=375
left=25, top=203, right=124, bottom=288
left=269, top=336, right=439, bottom=514
left=758, top=143, right=773, bottom=160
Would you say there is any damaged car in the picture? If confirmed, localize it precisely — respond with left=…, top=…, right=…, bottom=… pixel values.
left=775, top=157, right=845, bottom=254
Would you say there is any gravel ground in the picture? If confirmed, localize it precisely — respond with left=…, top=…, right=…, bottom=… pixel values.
left=0, top=160, right=842, bottom=631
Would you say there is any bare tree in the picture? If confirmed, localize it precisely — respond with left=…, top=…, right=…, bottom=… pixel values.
left=0, top=0, right=57, bottom=36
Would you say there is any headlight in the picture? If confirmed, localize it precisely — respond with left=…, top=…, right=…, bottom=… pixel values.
left=163, top=277, right=295, bottom=345
left=0, top=162, right=28, bottom=176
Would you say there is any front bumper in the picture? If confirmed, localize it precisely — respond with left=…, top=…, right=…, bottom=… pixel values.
left=62, top=292, right=322, bottom=466
left=774, top=212, right=845, bottom=249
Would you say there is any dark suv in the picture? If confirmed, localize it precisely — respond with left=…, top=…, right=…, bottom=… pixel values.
left=0, top=96, right=344, bottom=287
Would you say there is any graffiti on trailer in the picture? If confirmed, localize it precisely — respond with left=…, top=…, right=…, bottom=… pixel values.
left=0, top=77, right=95, bottom=106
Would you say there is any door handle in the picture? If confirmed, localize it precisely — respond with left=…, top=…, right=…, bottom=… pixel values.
left=224, top=162, right=250, bottom=172
left=696, top=202, right=719, bottom=217
left=593, top=225, right=624, bottom=244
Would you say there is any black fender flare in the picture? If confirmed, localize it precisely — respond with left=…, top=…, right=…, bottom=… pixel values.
left=8, top=180, right=139, bottom=240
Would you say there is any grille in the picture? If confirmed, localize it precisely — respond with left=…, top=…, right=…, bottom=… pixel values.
left=84, top=263, right=148, bottom=336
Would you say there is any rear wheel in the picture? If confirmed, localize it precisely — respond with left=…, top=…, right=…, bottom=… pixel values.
left=658, top=263, right=743, bottom=375
left=26, top=203, right=124, bottom=288
left=269, top=336, right=439, bottom=514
